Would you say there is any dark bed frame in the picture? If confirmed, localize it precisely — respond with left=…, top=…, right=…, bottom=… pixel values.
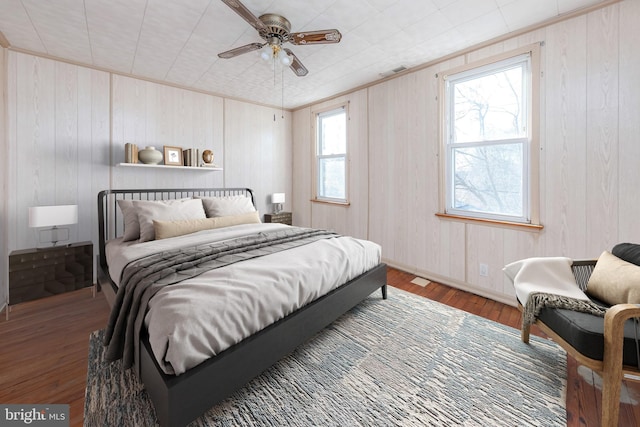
left=97, top=187, right=388, bottom=427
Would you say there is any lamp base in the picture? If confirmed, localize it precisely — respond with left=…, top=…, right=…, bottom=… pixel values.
left=38, top=226, right=70, bottom=247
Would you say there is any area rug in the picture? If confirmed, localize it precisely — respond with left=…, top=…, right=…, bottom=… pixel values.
left=84, top=287, right=566, bottom=426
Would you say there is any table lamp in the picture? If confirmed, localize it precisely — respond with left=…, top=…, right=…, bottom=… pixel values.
left=28, top=205, right=78, bottom=246
left=271, top=193, right=285, bottom=214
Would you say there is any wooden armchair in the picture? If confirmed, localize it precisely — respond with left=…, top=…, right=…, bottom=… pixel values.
left=520, top=259, right=640, bottom=426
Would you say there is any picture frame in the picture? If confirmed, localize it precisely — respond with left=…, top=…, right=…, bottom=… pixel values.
left=163, top=145, right=183, bottom=166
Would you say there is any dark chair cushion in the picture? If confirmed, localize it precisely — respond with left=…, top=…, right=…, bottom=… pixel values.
left=612, top=243, right=640, bottom=267
left=538, top=306, right=640, bottom=366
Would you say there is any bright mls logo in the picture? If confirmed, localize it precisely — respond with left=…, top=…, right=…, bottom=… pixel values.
left=1, top=404, right=69, bottom=426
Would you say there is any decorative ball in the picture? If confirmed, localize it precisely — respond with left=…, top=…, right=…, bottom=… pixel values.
left=202, top=150, right=214, bottom=164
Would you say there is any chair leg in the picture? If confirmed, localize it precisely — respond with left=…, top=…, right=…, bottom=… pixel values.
left=521, top=324, right=531, bottom=344
left=601, top=369, right=622, bottom=427
left=601, top=328, right=624, bottom=427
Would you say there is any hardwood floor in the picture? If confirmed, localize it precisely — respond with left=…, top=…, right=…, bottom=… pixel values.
left=0, top=287, right=111, bottom=427
left=1, top=267, right=638, bottom=426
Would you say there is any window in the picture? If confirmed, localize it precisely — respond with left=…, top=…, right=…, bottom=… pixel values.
left=441, top=47, right=539, bottom=225
left=315, top=106, right=348, bottom=203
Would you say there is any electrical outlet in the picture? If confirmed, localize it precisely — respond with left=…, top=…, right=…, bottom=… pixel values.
left=479, top=263, right=489, bottom=277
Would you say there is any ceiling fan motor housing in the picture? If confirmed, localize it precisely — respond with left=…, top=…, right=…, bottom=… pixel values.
left=258, top=14, right=291, bottom=44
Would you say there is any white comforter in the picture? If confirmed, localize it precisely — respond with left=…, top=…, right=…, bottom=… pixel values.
left=105, top=223, right=381, bottom=375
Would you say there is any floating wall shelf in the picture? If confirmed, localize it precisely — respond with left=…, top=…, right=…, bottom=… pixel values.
left=117, top=163, right=222, bottom=171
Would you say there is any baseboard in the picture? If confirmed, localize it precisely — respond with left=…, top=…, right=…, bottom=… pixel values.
left=382, top=258, right=517, bottom=308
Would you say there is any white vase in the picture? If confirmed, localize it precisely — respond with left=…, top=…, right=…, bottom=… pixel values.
left=138, top=146, right=163, bottom=165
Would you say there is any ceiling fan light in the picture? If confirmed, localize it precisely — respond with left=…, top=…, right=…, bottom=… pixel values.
left=260, top=47, right=271, bottom=61
left=280, top=53, right=292, bottom=66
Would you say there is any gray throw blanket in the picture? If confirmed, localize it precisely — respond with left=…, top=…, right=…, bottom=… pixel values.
left=522, top=292, right=608, bottom=331
left=103, top=227, right=339, bottom=374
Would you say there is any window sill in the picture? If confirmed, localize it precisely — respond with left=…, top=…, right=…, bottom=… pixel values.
left=311, top=199, right=350, bottom=207
left=435, top=212, right=543, bottom=232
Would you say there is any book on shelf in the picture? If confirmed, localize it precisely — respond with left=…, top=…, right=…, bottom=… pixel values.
left=183, top=148, right=200, bottom=167
left=125, top=143, right=138, bottom=163
left=183, top=149, right=192, bottom=167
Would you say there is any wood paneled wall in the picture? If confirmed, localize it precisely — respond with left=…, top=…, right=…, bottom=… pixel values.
left=111, top=75, right=225, bottom=190
left=223, top=99, right=292, bottom=217
left=618, top=0, right=640, bottom=241
left=292, top=0, right=640, bottom=305
left=2, top=52, right=293, bottom=308
left=5, top=51, right=110, bottom=275
left=1, top=47, right=7, bottom=310
left=292, top=90, right=369, bottom=239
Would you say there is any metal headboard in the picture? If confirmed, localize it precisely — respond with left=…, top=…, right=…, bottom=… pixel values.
left=97, top=188, right=255, bottom=269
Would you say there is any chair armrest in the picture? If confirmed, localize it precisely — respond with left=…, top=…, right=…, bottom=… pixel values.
left=604, top=303, right=640, bottom=359
left=602, top=304, right=640, bottom=424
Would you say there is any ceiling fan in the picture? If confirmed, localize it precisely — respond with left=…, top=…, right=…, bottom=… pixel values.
left=218, top=0, right=342, bottom=77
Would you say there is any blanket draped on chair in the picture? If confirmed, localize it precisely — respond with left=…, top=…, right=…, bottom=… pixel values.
left=503, top=256, right=608, bottom=330
left=522, top=292, right=607, bottom=330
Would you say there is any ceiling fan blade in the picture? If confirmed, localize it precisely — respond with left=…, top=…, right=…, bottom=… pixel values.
left=283, top=48, right=308, bottom=77
left=289, top=29, right=342, bottom=45
left=218, top=43, right=264, bottom=59
left=220, top=0, right=267, bottom=31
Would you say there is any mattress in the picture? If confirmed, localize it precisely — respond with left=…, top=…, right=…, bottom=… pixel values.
left=105, top=223, right=381, bottom=375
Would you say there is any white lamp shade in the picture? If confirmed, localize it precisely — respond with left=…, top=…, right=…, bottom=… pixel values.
left=271, top=193, right=285, bottom=204
left=29, top=205, right=78, bottom=228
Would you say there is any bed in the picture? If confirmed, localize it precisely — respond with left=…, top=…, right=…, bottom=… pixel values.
left=96, top=187, right=387, bottom=427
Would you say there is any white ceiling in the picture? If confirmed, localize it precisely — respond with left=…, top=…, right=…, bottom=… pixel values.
left=0, top=0, right=608, bottom=109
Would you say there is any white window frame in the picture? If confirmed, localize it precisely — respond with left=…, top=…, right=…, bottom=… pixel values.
left=313, top=104, right=349, bottom=204
left=438, top=44, right=541, bottom=227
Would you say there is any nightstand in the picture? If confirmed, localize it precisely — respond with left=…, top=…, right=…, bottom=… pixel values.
left=264, top=212, right=292, bottom=225
left=8, top=241, right=94, bottom=307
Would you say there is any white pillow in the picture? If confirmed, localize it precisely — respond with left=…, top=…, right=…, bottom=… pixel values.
left=117, top=198, right=191, bottom=241
left=117, top=199, right=140, bottom=242
left=133, top=199, right=207, bottom=242
left=195, top=195, right=256, bottom=217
